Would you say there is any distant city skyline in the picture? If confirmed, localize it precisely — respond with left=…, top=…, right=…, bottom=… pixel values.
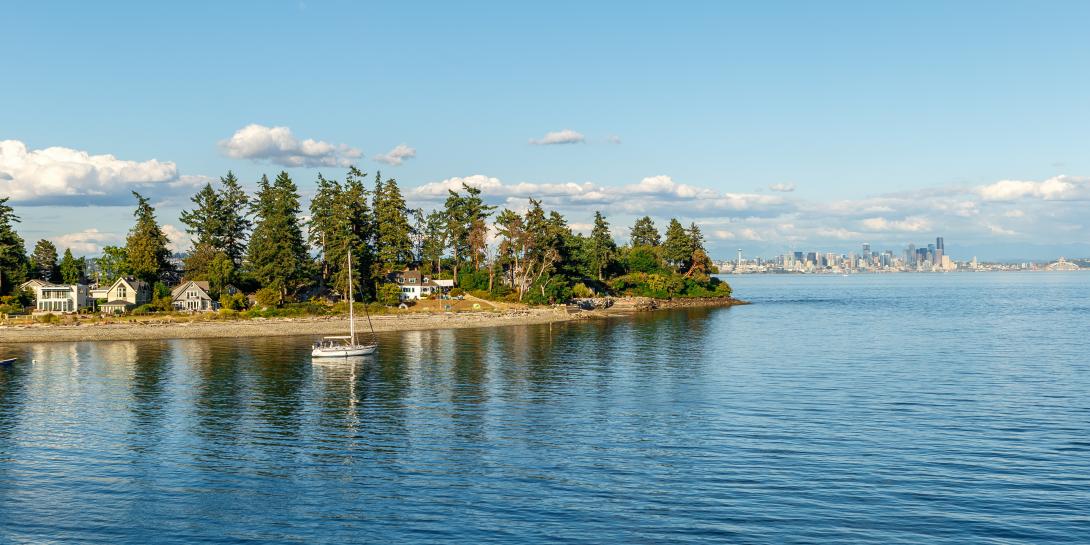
left=3, top=2, right=1090, bottom=261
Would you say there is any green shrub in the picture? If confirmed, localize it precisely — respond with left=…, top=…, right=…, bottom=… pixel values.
left=625, top=245, right=662, bottom=274
left=572, top=282, right=594, bottom=298
left=132, top=304, right=155, bottom=315
left=37, top=313, right=61, bottom=324
left=254, top=286, right=281, bottom=308
left=219, top=292, right=247, bottom=311
left=448, top=287, right=464, bottom=297
left=377, top=283, right=402, bottom=306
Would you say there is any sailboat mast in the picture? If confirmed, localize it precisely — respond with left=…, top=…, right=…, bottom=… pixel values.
left=348, top=247, right=356, bottom=345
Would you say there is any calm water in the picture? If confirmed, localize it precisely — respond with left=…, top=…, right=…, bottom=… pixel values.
left=1, top=272, right=1088, bottom=544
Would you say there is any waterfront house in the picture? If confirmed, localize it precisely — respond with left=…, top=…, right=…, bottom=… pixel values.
left=19, top=279, right=50, bottom=294
left=387, top=269, right=449, bottom=301
left=171, top=280, right=217, bottom=312
left=31, top=283, right=89, bottom=314
left=100, top=277, right=152, bottom=314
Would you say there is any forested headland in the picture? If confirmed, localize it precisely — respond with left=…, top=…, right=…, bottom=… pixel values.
left=0, top=167, right=731, bottom=312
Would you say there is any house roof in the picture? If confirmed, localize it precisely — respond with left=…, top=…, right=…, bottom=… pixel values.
left=389, top=269, right=441, bottom=287
left=108, top=277, right=148, bottom=292
left=171, top=280, right=211, bottom=299
left=102, top=300, right=132, bottom=306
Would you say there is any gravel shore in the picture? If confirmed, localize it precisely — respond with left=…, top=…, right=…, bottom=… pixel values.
left=0, top=308, right=577, bottom=344
left=0, top=297, right=746, bottom=344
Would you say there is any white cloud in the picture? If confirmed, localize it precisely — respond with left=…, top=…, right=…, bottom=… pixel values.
left=219, top=124, right=362, bottom=168
left=608, top=135, right=622, bottom=144
left=768, top=182, right=796, bottom=192
left=713, top=230, right=735, bottom=240
left=860, top=217, right=932, bottom=233
left=161, top=224, right=190, bottom=253
left=373, top=144, right=417, bottom=166
left=0, top=139, right=179, bottom=205
left=977, top=175, right=1090, bottom=202
left=984, top=223, right=1018, bottom=236
left=529, top=129, right=585, bottom=145
left=410, top=174, right=786, bottom=219
left=50, top=228, right=121, bottom=255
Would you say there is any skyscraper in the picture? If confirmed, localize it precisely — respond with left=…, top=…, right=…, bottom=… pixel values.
left=934, top=236, right=944, bottom=266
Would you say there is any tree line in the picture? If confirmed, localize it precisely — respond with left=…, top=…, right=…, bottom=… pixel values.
left=0, top=168, right=730, bottom=306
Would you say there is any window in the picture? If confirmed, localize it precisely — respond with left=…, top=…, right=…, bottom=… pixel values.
left=117, top=285, right=127, bottom=298
left=423, top=277, right=429, bottom=283
left=398, top=277, right=404, bottom=283
left=409, top=278, right=416, bottom=284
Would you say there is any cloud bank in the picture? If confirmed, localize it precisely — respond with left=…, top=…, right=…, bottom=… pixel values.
left=0, top=139, right=205, bottom=205
left=407, top=173, right=1090, bottom=257
left=220, top=124, right=362, bottom=168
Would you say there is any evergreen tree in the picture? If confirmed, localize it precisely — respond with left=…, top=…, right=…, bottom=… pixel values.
left=686, top=222, right=712, bottom=277
left=630, top=216, right=661, bottom=247
left=409, top=208, right=427, bottom=264
left=420, top=209, right=447, bottom=275
left=59, top=248, right=85, bottom=284
left=216, top=171, right=251, bottom=267
left=178, top=182, right=222, bottom=249
left=588, top=211, right=617, bottom=281
left=373, top=176, right=414, bottom=272
left=125, top=192, right=172, bottom=283
left=308, top=172, right=343, bottom=284
left=662, top=218, right=693, bottom=272
left=247, top=172, right=310, bottom=303
left=31, top=239, right=59, bottom=282
left=443, top=183, right=495, bottom=279
left=309, top=168, right=374, bottom=300
left=0, top=197, right=29, bottom=295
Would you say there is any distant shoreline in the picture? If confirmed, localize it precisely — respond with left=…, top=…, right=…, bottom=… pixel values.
left=0, top=297, right=747, bottom=344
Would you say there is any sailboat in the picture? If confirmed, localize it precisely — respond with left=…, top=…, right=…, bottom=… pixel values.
left=312, top=248, right=378, bottom=357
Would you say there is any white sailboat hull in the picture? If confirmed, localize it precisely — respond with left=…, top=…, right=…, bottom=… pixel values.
left=311, top=344, right=378, bottom=358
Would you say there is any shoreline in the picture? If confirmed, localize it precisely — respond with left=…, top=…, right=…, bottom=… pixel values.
left=0, top=297, right=747, bottom=344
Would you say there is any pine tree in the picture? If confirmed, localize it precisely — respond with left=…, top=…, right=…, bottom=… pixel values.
left=421, top=209, right=447, bottom=275
left=31, top=239, right=59, bottom=282
left=373, top=176, right=414, bottom=272
left=685, top=222, right=711, bottom=277
left=179, top=182, right=222, bottom=278
left=309, top=168, right=374, bottom=300
left=125, top=192, right=172, bottom=283
left=588, top=211, right=616, bottom=281
left=630, top=216, right=661, bottom=247
left=179, top=182, right=222, bottom=249
left=0, top=197, right=29, bottom=295
left=308, top=172, right=343, bottom=284
left=662, top=218, right=693, bottom=272
left=246, top=172, right=310, bottom=303
left=443, top=183, right=495, bottom=279
left=59, top=248, right=85, bottom=284
left=216, top=171, right=251, bottom=267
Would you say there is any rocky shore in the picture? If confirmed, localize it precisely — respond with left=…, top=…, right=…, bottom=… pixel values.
left=0, top=297, right=746, bottom=344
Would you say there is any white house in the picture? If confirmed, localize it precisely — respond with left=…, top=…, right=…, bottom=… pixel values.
left=388, top=269, right=448, bottom=301
left=100, top=277, right=152, bottom=314
left=171, top=280, right=216, bottom=312
left=31, top=283, right=89, bottom=314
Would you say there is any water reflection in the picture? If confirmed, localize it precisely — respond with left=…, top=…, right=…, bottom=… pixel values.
left=1, top=275, right=1088, bottom=545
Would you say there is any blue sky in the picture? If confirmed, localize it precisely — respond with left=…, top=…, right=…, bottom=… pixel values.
left=2, top=1, right=1089, bottom=260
